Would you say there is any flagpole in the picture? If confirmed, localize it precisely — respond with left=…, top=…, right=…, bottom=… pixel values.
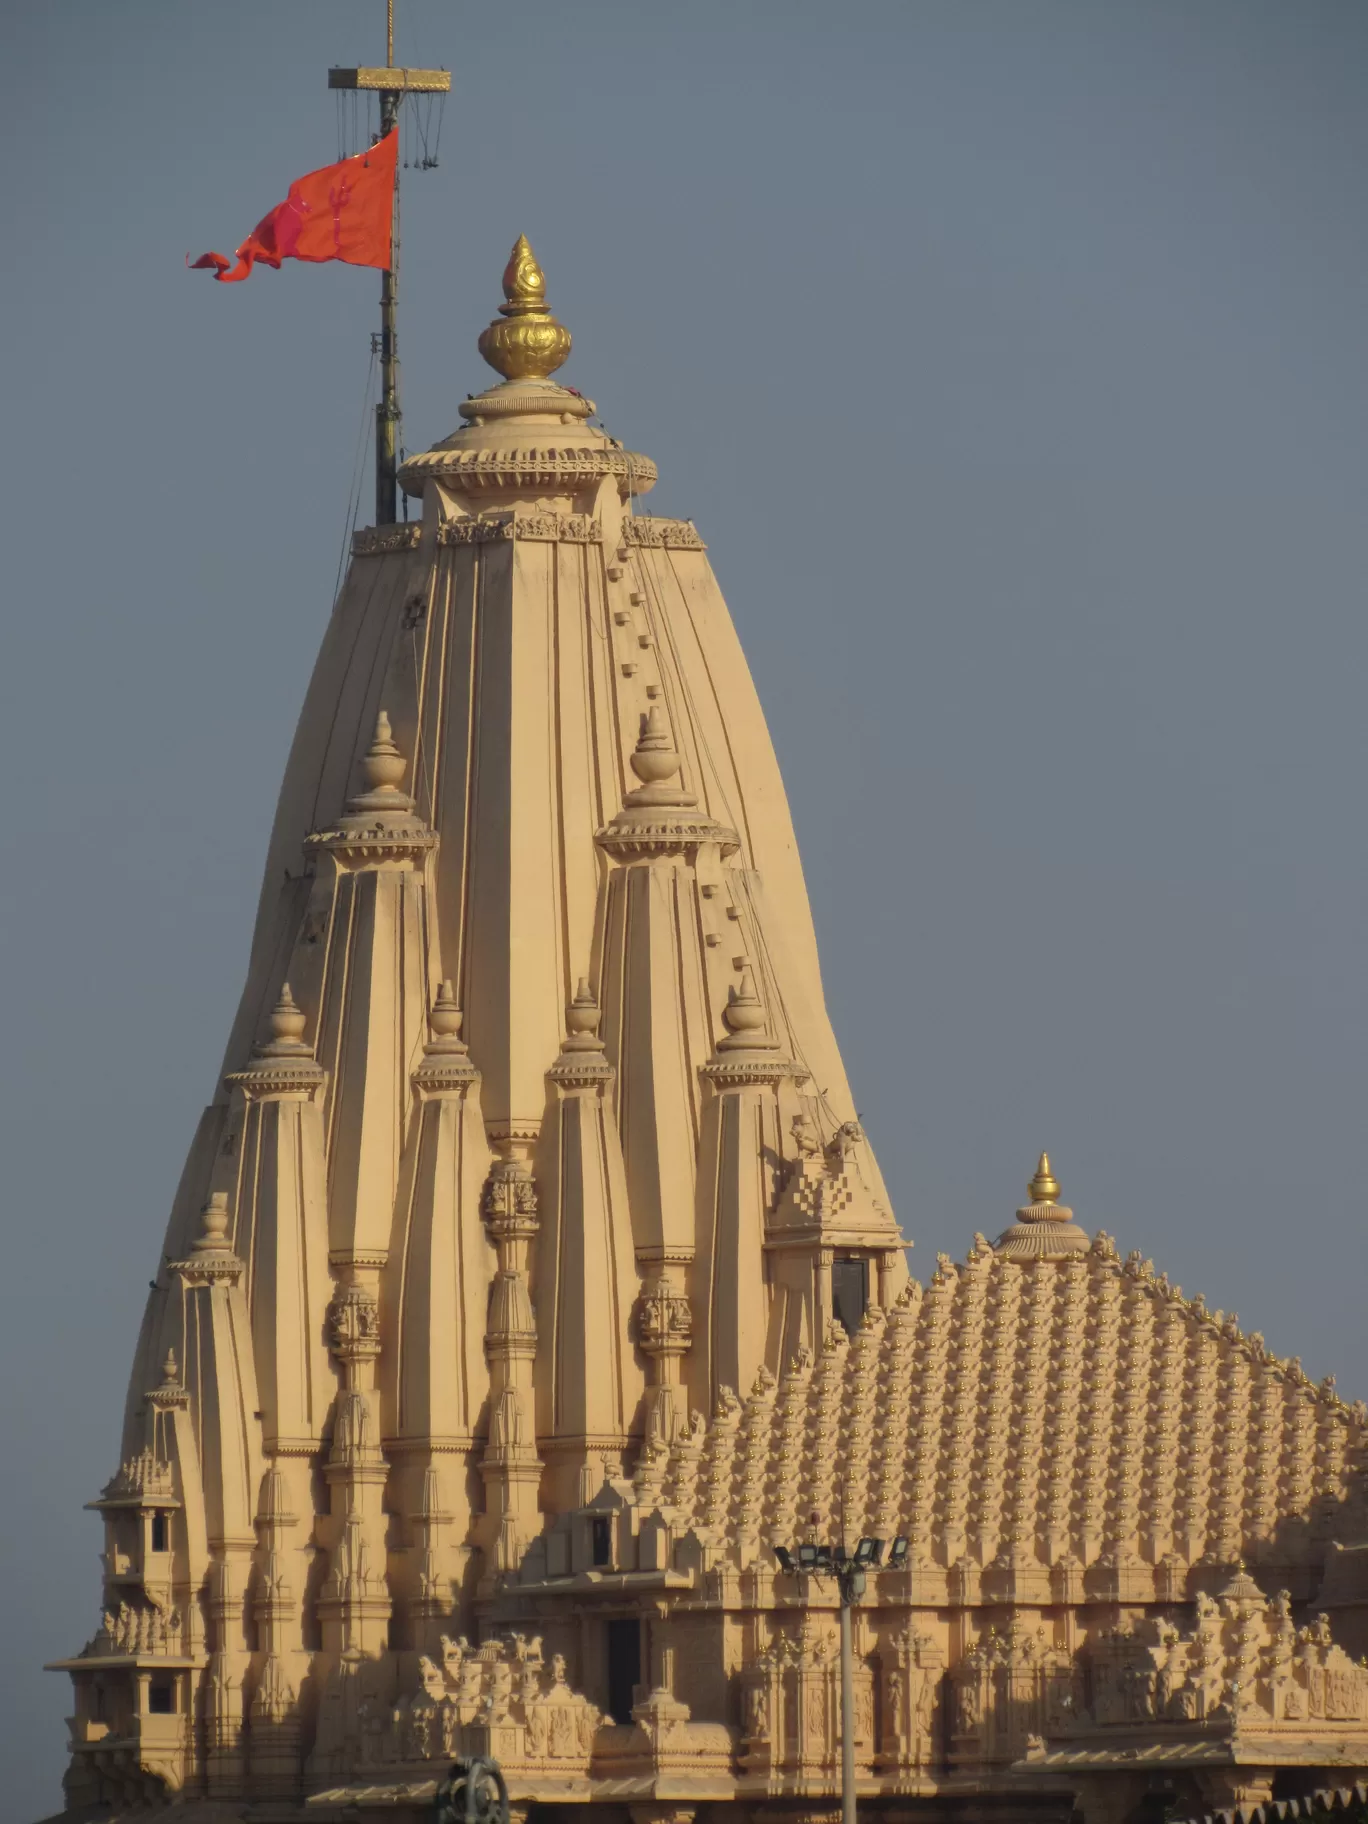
left=377, top=76, right=400, bottom=526
left=329, top=8, right=448, bottom=528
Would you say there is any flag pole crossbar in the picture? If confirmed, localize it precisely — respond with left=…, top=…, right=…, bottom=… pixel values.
left=328, top=67, right=450, bottom=93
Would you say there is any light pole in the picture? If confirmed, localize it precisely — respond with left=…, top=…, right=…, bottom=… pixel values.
left=773, top=1532, right=910, bottom=1824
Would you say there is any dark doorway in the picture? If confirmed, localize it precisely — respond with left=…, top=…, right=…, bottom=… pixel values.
left=832, top=1256, right=869, bottom=1338
left=606, top=1618, right=641, bottom=1724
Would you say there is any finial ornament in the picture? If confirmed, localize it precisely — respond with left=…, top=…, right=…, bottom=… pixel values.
left=478, top=235, right=572, bottom=382
left=359, top=710, right=408, bottom=798
left=192, top=1191, right=233, bottom=1254
left=993, top=1151, right=1090, bottom=1259
left=1028, top=1152, right=1059, bottom=1205
left=161, top=1349, right=179, bottom=1385
left=261, top=984, right=310, bottom=1055
left=429, top=980, right=465, bottom=1042
left=630, top=706, right=682, bottom=786
left=718, top=965, right=775, bottom=1051
left=564, top=978, right=603, bottom=1048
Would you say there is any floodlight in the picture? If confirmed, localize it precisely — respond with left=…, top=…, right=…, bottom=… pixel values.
left=888, top=1535, right=910, bottom=1569
left=797, top=1542, right=820, bottom=1569
left=773, top=1544, right=795, bottom=1574
left=814, top=1544, right=833, bottom=1572
left=854, top=1537, right=884, bottom=1567
left=832, top=1543, right=849, bottom=1568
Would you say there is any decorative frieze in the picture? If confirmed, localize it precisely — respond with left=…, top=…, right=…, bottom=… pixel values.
left=622, top=516, right=707, bottom=550
left=351, top=522, right=423, bottom=557
left=437, top=510, right=601, bottom=545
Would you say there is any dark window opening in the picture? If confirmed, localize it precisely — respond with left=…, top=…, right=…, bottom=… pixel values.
left=92, top=1684, right=106, bottom=1722
left=150, top=1513, right=169, bottom=1553
left=606, top=1618, right=641, bottom=1724
left=590, top=1514, right=612, bottom=1567
left=148, top=1679, right=175, bottom=1716
left=832, top=1256, right=869, bottom=1338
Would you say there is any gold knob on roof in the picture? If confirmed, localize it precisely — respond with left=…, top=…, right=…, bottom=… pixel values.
left=1028, top=1152, right=1060, bottom=1204
left=478, top=235, right=572, bottom=382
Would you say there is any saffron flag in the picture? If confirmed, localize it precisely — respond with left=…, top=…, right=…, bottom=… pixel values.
left=191, top=130, right=397, bottom=283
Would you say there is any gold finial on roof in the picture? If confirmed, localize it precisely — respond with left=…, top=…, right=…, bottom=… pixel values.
left=993, top=1150, right=1089, bottom=1259
left=478, top=235, right=572, bottom=382
left=1028, top=1151, right=1059, bottom=1204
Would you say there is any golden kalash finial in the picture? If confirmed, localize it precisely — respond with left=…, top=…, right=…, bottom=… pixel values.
left=477, top=234, right=572, bottom=382
left=1028, top=1151, right=1060, bottom=1204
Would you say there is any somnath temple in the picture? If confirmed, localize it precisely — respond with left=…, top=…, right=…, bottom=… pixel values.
left=51, top=242, right=1368, bottom=1824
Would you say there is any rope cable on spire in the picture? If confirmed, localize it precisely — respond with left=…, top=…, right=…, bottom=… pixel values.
left=332, top=344, right=379, bottom=608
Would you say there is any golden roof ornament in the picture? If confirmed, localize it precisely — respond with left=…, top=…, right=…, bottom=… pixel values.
left=1027, top=1151, right=1060, bottom=1204
left=477, top=235, right=572, bottom=382
left=993, top=1151, right=1090, bottom=1259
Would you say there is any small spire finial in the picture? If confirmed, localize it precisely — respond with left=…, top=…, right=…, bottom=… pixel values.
left=161, top=1348, right=179, bottom=1385
left=1028, top=1152, right=1059, bottom=1204
left=427, top=979, right=469, bottom=1056
left=264, top=984, right=309, bottom=1052
left=477, top=236, right=572, bottom=382
left=630, top=706, right=681, bottom=786
left=563, top=977, right=604, bottom=1052
left=430, top=980, right=463, bottom=1037
left=719, top=965, right=774, bottom=1050
left=359, top=709, right=408, bottom=797
left=192, top=1191, right=232, bottom=1253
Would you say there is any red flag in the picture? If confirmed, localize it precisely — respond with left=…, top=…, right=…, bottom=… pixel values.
left=191, top=130, right=397, bottom=283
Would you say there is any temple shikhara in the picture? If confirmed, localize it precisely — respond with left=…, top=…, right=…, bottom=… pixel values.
left=52, top=242, right=1368, bottom=1824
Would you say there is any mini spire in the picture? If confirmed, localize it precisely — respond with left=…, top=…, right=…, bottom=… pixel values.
left=191, top=1191, right=233, bottom=1254
left=563, top=977, right=605, bottom=1053
left=414, top=977, right=479, bottom=1088
left=161, top=1349, right=179, bottom=1386
left=428, top=980, right=468, bottom=1053
left=361, top=711, right=406, bottom=795
left=477, top=235, right=572, bottom=382
left=718, top=965, right=776, bottom=1051
left=630, top=706, right=681, bottom=786
left=344, top=709, right=416, bottom=816
left=620, top=706, right=697, bottom=812
left=259, top=983, right=310, bottom=1056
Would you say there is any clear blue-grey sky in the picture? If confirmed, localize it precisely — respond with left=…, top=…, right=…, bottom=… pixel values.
left=4, top=2, right=1368, bottom=1811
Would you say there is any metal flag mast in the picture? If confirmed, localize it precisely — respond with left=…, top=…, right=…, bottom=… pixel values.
left=329, top=0, right=449, bottom=526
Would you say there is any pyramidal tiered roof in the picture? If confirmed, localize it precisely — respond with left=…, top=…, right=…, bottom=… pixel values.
left=643, top=1211, right=1367, bottom=1595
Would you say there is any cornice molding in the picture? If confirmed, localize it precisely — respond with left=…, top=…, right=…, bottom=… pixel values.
left=400, top=444, right=656, bottom=500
